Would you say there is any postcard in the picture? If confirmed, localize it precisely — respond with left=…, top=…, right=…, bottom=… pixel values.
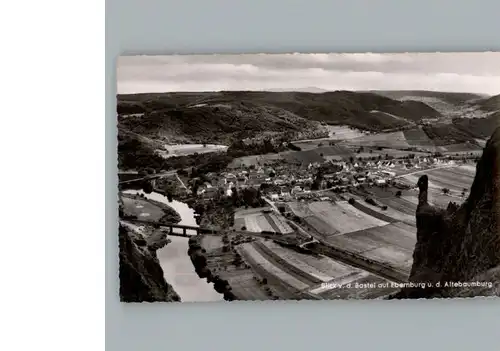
left=117, top=52, right=500, bottom=302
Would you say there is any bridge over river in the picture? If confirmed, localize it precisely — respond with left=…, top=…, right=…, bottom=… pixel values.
left=127, top=219, right=284, bottom=238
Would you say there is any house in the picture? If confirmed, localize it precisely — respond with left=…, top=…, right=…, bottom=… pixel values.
left=375, top=179, right=386, bottom=185
left=202, top=187, right=219, bottom=199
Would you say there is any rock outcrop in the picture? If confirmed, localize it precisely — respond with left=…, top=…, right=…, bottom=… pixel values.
left=119, top=224, right=180, bottom=302
left=392, top=127, right=500, bottom=299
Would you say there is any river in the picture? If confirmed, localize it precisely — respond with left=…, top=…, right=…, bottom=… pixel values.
left=123, top=189, right=223, bottom=302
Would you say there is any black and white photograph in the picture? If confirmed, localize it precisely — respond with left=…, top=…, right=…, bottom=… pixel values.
left=117, top=52, right=500, bottom=302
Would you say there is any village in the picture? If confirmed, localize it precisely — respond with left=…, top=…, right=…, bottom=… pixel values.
left=190, top=152, right=471, bottom=204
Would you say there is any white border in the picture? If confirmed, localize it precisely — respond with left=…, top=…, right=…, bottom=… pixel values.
left=0, top=1, right=103, bottom=350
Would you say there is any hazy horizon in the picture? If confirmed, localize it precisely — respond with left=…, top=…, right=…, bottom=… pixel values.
left=117, top=52, right=500, bottom=96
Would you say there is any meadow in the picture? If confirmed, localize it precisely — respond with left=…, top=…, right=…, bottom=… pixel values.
left=234, top=208, right=293, bottom=234
left=121, top=195, right=166, bottom=221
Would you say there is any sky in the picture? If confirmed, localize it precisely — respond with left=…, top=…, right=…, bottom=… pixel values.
left=117, top=52, right=500, bottom=96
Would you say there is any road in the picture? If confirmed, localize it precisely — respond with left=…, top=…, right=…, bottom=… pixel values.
left=298, top=238, right=319, bottom=248
left=118, top=170, right=177, bottom=184
left=262, top=197, right=280, bottom=213
left=394, top=164, right=457, bottom=179
left=175, top=173, right=188, bottom=189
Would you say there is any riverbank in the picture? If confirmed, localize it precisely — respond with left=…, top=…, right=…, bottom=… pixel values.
left=119, top=224, right=181, bottom=302
left=121, top=192, right=181, bottom=224
left=187, top=235, right=237, bottom=301
left=122, top=189, right=224, bottom=302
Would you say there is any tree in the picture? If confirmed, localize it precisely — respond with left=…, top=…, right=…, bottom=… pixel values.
left=142, top=180, right=153, bottom=194
left=395, top=190, right=402, bottom=197
left=442, top=188, right=450, bottom=195
left=191, top=179, right=201, bottom=197
left=231, top=187, right=239, bottom=205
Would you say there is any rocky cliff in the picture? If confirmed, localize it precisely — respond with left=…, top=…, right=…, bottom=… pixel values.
left=392, top=127, right=500, bottom=299
left=119, top=224, right=180, bottom=302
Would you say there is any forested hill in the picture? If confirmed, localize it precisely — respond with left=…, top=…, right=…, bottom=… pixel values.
left=117, top=90, right=442, bottom=144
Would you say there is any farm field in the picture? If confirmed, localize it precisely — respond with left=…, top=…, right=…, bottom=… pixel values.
left=238, top=243, right=310, bottom=292
left=440, top=143, right=484, bottom=153
left=325, top=221, right=416, bottom=274
left=257, top=241, right=333, bottom=282
left=163, top=143, right=228, bottom=157
left=204, top=249, right=272, bottom=301
left=223, top=271, right=271, bottom=300
left=308, top=201, right=389, bottom=234
left=287, top=201, right=315, bottom=217
left=200, top=233, right=298, bottom=301
left=121, top=195, right=165, bottom=221
left=326, top=125, right=367, bottom=140
left=264, top=213, right=294, bottom=234
left=279, top=245, right=366, bottom=279
left=228, top=153, right=283, bottom=168
left=444, top=150, right=483, bottom=156
left=341, top=131, right=410, bottom=149
left=311, top=145, right=353, bottom=158
left=475, top=139, right=487, bottom=148
left=323, top=155, right=345, bottom=162
left=280, top=150, right=325, bottom=164
left=234, top=208, right=292, bottom=233
left=403, top=127, right=435, bottom=146
left=251, top=241, right=325, bottom=285
left=365, top=187, right=418, bottom=215
left=243, top=214, right=274, bottom=232
left=292, top=139, right=333, bottom=151
left=303, top=216, right=339, bottom=236
left=400, top=166, right=474, bottom=193
left=201, top=235, right=224, bottom=251
left=347, top=193, right=416, bottom=226
left=235, top=238, right=397, bottom=300
left=400, top=189, right=464, bottom=208
left=355, top=148, right=432, bottom=160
